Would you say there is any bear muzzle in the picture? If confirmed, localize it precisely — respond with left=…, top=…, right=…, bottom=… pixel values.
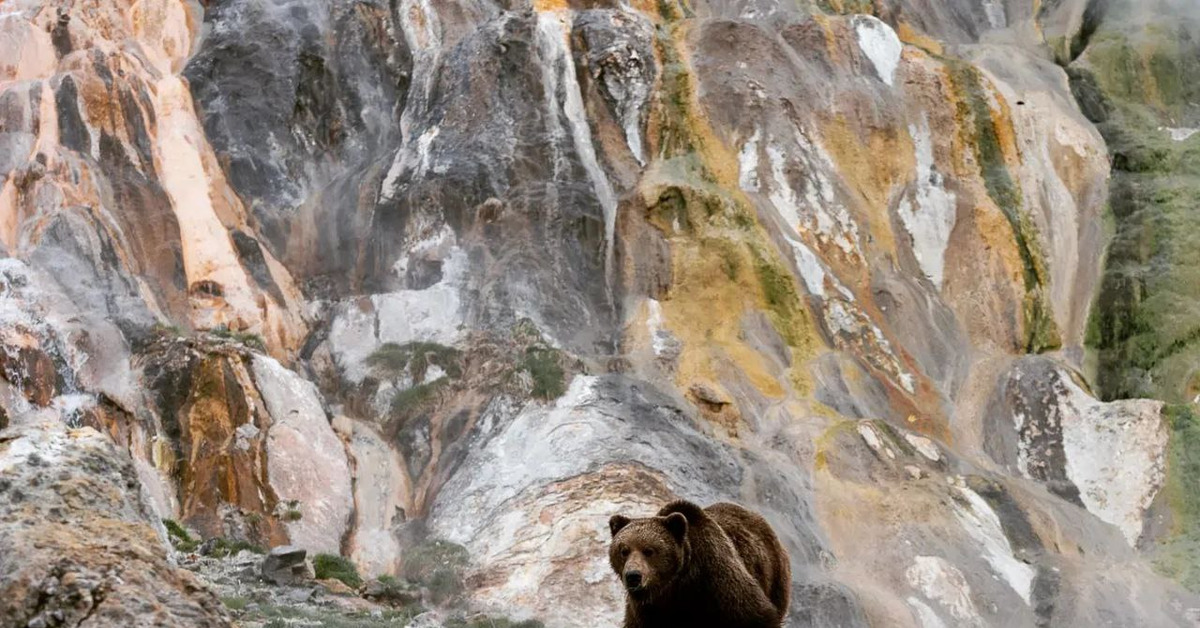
left=624, top=570, right=644, bottom=590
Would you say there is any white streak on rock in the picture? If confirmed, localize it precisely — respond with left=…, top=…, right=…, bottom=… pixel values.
left=905, top=433, right=941, bottom=461
left=898, top=115, right=957, bottom=289
left=852, top=15, right=902, bottom=87
left=907, top=596, right=947, bottom=628
left=952, top=486, right=1035, bottom=604
left=536, top=13, right=619, bottom=283
left=906, top=556, right=982, bottom=626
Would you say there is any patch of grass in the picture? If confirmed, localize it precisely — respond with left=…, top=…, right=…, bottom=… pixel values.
left=208, top=537, right=266, bottom=558
left=1076, top=22, right=1200, bottom=402
left=314, top=553, right=363, bottom=589
left=163, top=519, right=199, bottom=553
left=389, top=379, right=446, bottom=423
left=367, top=342, right=462, bottom=383
left=221, top=596, right=250, bottom=612
left=211, top=326, right=266, bottom=352
left=520, top=347, right=566, bottom=400
left=1153, top=405, right=1200, bottom=591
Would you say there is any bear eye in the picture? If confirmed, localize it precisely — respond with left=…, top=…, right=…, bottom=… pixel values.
left=643, top=548, right=655, bottom=558
left=620, top=547, right=631, bottom=557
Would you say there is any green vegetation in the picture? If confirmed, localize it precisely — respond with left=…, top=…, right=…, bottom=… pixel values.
left=1153, top=405, right=1200, bottom=591
left=314, top=554, right=363, bottom=589
left=444, top=617, right=545, bottom=628
left=389, top=379, right=447, bottom=423
left=211, top=325, right=266, bottom=352
left=208, top=537, right=266, bottom=558
left=1076, top=20, right=1200, bottom=402
left=403, top=539, right=469, bottom=605
left=163, top=519, right=199, bottom=553
left=367, top=342, right=462, bottom=382
left=221, top=596, right=250, bottom=611
left=751, top=248, right=810, bottom=348
left=947, top=61, right=1061, bottom=354
left=520, top=346, right=566, bottom=400
left=248, top=603, right=421, bottom=627
left=366, top=574, right=418, bottom=605
left=279, top=499, right=304, bottom=522
left=367, top=342, right=463, bottom=422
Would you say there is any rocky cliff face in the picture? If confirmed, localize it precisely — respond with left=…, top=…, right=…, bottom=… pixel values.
left=3, top=0, right=1200, bottom=626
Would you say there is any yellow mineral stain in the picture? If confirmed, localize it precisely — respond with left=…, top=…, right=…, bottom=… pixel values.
left=897, top=22, right=943, bottom=55
left=635, top=23, right=824, bottom=408
left=817, top=114, right=914, bottom=259
left=532, top=0, right=570, bottom=12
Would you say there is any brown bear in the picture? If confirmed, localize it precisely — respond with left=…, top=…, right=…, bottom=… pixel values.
left=608, top=499, right=791, bottom=628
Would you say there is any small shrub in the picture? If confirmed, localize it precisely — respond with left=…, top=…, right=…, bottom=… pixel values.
left=390, top=380, right=445, bottom=421
left=426, top=567, right=464, bottom=604
left=403, top=540, right=470, bottom=605
left=520, top=347, right=565, bottom=400
left=314, top=553, right=363, bottom=589
left=211, top=326, right=266, bottom=351
left=208, top=537, right=265, bottom=558
left=163, top=519, right=199, bottom=553
left=367, top=342, right=462, bottom=382
left=276, top=499, right=303, bottom=522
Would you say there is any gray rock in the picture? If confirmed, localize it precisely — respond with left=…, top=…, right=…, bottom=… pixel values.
left=261, top=546, right=315, bottom=585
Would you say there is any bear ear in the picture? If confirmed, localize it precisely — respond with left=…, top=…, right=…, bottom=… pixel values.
left=664, top=512, right=688, bottom=542
left=609, top=514, right=632, bottom=537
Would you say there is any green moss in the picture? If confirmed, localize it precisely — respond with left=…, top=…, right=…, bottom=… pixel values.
left=163, top=519, right=199, bottom=553
left=1076, top=19, right=1200, bottom=402
left=520, top=347, right=566, bottom=400
left=1152, top=405, right=1200, bottom=591
left=655, top=28, right=705, bottom=161
left=314, top=554, right=363, bottom=589
left=751, top=248, right=809, bottom=348
left=947, top=61, right=1061, bottom=353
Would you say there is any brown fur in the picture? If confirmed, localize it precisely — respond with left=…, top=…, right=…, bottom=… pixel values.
left=609, top=500, right=791, bottom=628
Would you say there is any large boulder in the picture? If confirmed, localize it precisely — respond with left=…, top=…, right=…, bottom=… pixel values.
left=260, top=545, right=315, bottom=586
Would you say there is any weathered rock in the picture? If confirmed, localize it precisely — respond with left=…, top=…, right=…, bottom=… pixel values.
left=316, top=578, right=358, bottom=597
left=3, top=0, right=1200, bottom=626
left=363, top=577, right=422, bottom=605
left=261, top=546, right=315, bottom=586
left=986, top=357, right=1168, bottom=546
left=0, top=421, right=230, bottom=627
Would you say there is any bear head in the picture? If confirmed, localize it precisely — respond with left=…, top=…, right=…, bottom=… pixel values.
left=608, top=512, right=688, bottom=600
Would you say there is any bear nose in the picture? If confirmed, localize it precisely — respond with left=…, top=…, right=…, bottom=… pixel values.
left=625, top=571, right=643, bottom=589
